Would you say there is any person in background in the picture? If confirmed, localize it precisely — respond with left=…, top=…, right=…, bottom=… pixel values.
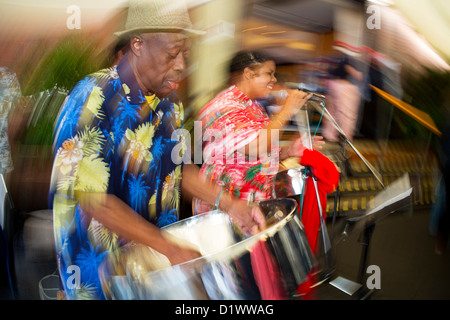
left=111, top=37, right=130, bottom=66
left=0, top=67, right=21, bottom=183
left=322, top=47, right=364, bottom=142
left=0, top=66, right=21, bottom=299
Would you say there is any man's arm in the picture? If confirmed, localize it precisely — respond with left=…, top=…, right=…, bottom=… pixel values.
left=76, top=191, right=201, bottom=265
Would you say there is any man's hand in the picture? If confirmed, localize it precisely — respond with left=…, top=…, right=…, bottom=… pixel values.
left=165, top=243, right=202, bottom=265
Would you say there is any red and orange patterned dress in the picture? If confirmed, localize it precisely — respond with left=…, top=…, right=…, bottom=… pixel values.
left=194, top=85, right=281, bottom=214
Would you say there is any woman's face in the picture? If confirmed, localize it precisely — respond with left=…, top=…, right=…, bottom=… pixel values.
left=247, top=60, right=277, bottom=99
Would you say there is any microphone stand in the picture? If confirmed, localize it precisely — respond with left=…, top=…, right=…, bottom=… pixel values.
left=308, top=98, right=385, bottom=189
left=301, top=95, right=386, bottom=299
left=295, top=106, right=333, bottom=287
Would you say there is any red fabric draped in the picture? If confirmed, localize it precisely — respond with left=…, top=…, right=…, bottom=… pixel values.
left=250, top=241, right=287, bottom=300
left=295, top=149, right=339, bottom=299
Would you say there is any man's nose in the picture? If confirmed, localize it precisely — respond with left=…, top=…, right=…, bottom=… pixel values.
left=173, top=52, right=186, bottom=73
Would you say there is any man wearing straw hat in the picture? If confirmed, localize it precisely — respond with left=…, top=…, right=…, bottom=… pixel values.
left=49, top=0, right=265, bottom=300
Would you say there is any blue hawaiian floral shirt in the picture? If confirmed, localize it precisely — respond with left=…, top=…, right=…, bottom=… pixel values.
left=49, top=54, right=186, bottom=299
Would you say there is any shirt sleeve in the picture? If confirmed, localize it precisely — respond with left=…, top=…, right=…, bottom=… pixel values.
left=51, top=78, right=112, bottom=203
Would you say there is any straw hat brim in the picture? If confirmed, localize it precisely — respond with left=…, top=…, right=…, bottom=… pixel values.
left=114, top=26, right=206, bottom=38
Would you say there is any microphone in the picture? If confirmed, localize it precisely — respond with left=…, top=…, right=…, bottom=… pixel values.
left=270, top=83, right=326, bottom=100
left=268, top=90, right=289, bottom=99
left=283, top=82, right=327, bottom=100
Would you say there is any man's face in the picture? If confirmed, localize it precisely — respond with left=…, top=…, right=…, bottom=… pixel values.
left=134, top=32, right=191, bottom=98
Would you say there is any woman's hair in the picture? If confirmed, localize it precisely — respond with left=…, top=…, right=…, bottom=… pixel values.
left=228, top=50, right=273, bottom=85
left=229, top=50, right=273, bottom=74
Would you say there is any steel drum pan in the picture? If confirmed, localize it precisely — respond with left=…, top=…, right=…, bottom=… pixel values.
left=272, top=166, right=306, bottom=200
left=99, top=198, right=313, bottom=300
left=273, top=166, right=336, bottom=285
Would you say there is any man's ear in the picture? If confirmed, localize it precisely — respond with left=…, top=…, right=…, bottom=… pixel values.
left=129, top=36, right=143, bottom=57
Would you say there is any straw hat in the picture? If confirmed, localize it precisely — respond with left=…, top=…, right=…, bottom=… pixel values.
left=114, top=0, right=205, bottom=38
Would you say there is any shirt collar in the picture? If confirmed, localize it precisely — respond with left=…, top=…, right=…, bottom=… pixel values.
left=230, top=85, right=253, bottom=106
left=116, top=53, right=146, bottom=105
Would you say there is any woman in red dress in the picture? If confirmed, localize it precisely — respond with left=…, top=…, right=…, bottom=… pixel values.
left=193, top=51, right=338, bottom=299
left=194, top=51, right=313, bottom=209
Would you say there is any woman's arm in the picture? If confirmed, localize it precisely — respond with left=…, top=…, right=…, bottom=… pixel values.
left=279, top=134, right=325, bottom=161
left=181, top=163, right=266, bottom=235
left=244, top=90, right=313, bottom=159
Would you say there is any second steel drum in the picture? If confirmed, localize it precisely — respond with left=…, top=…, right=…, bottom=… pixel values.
left=272, top=166, right=307, bottom=199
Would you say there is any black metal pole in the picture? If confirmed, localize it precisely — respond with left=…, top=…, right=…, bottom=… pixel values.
left=354, top=222, right=376, bottom=299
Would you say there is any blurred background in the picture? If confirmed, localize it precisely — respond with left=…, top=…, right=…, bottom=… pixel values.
left=0, top=0, right=449, bottom=300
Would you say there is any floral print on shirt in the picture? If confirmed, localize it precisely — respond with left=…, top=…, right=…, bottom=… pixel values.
left=49, top=56, right=186, bottom=300
left=194, top=85, right=280, bottom=214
